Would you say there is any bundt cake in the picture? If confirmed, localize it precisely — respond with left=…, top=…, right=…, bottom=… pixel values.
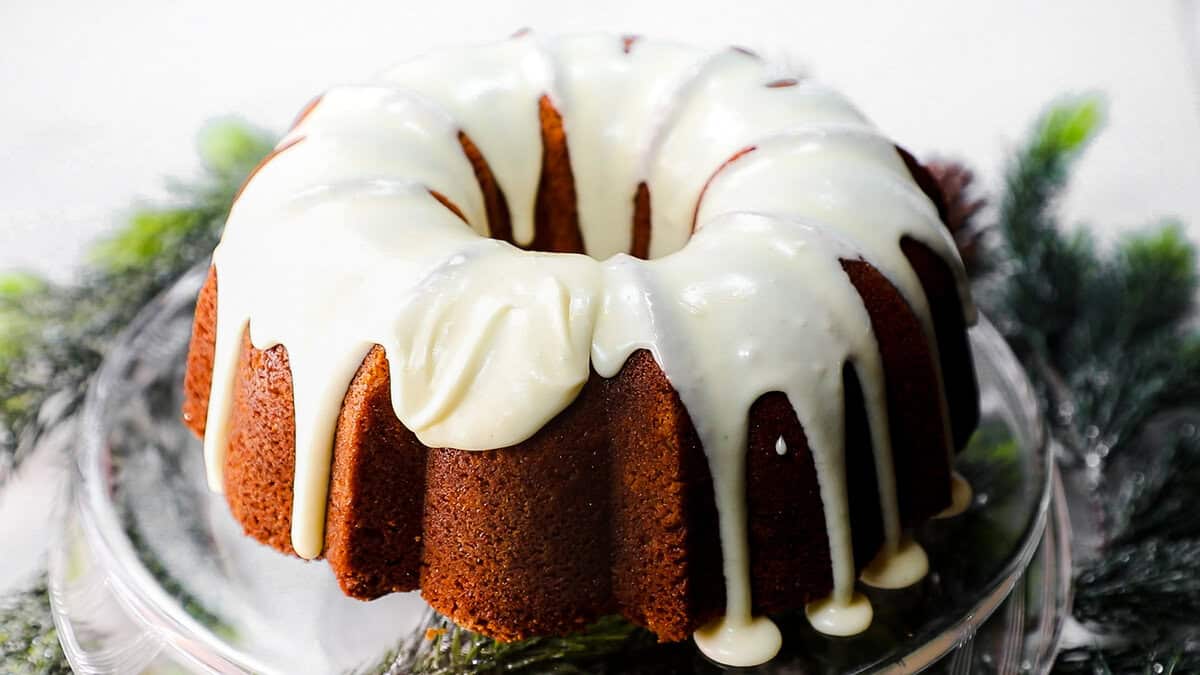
left=181, top=32, right=980, bottom=667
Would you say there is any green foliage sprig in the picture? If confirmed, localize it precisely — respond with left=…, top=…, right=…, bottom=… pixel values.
left=988, top=97, right=1200, bottom=464
left=0, top=121, right=271, bottom=672
left=0, top=122, right=273, bottom=479
left=1054, top=643, right=1199, bottom=675
left=977, top=96, right=1200, bottom=673
left=0, top=582, right=70, bottom=674
left=397, top=614, right=651, bottom=675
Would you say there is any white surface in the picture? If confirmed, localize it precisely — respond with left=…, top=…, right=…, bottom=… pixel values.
left=1, top=1, right=1199, bottom=279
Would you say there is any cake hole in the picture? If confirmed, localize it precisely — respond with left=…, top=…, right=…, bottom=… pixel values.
left=766, top=78, right=798, bottom=89
left=621, top=35, right=640, bottom=54
left=456, top=96, right=750, bottom=261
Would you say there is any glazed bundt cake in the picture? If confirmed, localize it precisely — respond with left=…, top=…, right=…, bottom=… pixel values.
left=182, top=32, right=979, bottom=667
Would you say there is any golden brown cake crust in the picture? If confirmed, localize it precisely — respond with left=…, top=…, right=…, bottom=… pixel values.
left=420, top=372, right=614, bottom=640
left=224, top=334, right=299, bottom=556
left=182, top=266, right=217, bottom=436
left=324, top=346, right=426, bottom=598
left=181, top=94, right=977, bottom=644
left=607, top=350, right=724, bottom=640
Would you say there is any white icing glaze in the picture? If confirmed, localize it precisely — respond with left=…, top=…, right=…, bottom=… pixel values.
left=545, top=35, right=710, bottom=259
left=936, top=470, right=975, bottom=518
left=200, top=33, right=976, bottom=667
left=774, top=435, right=788, bottom=456
left=694, top=614, right=782, bottom=668
left=860, top=535, right=930, bottom=589
left=378, top=33, right=556, bottom=245
left=805, top=591, right=874, bottom=637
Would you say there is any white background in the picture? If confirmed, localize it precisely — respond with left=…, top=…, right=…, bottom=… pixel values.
left=2, top=1, right=1200, bottom=279
left=2, top=1, right=1200, bottom=588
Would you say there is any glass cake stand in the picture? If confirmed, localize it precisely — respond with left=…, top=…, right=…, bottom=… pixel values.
left=49, top=264, right=1068, bottom=674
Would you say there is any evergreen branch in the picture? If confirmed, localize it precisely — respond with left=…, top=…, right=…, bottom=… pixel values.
left=987, top=100, right=1200, bottom=672
left=1055, top=642, right=1199, bottom=675
left=986, top=95, right=1200, bottom=465
left=999, top=94, right=1103, bottom=257
left=0, top=121, right=271, bottom=673
left=405, top=614, right=651, bottom=674
left=1110, top=223, right=1198, bottom=343
left=0, top=121, right=272, bottom=475
left=1073, top=539, right=1200, bottom=636
left=1106, top=423, right=1200, bottom=547
left=0, top=581, right=70, bottom=674
left=991, top=94, right=1105, bottom=364
left=1054, top=225, right=1200, bottom=456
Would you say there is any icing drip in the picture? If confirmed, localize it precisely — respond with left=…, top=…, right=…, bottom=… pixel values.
left=694, top=615, right=782, bottom=668
left=805, top=592, right=874, bottom=637
left=697, top=127, right=963, bottom=580
left=936, top=471, right=974, bottom=518
left=774, top=435, right=788, bottom=456
left=202, top=33, right=976, bottom=667
left=594, top=213, right=888, bottom=658
left=860, top=535, right=930, bottom=589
